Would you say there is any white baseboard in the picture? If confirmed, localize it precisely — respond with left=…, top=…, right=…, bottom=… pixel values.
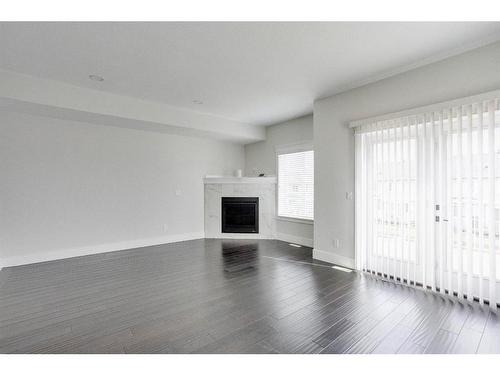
left=0, top=231, right=205, bottom=269
left=0, top=231, right=323, bottom=269
left=313, top=248, right=355, bottom=269
left=276, top=232, right=314, bottom=248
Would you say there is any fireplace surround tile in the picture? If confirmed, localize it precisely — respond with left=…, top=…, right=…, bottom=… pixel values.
left=204, top=181, right=276, bottom=239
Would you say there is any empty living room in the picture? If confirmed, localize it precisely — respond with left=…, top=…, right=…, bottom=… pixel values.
left=2, top=1, right=500, bottom=373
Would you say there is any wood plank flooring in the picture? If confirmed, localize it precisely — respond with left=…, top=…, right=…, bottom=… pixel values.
left=0, top=239, right=499, bottom=354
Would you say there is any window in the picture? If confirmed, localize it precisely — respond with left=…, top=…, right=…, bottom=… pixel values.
left=277, top=147, right=314, bottom=221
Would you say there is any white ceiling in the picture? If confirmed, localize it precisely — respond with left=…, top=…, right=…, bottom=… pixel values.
left=1, top=22, right=500, bottom=127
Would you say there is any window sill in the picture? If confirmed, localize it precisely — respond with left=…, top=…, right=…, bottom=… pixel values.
left=276, top=216, right=314, bottom=225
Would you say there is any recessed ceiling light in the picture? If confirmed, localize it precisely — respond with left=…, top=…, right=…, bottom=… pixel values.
left=89, top=74, right=104, bottom=82
left=192, top=100, right=203, bottom=105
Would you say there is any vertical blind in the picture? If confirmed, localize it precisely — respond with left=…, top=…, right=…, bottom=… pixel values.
left=354, top=92, right=500, bottom=309
left=278, top=150, right=314, bottom=220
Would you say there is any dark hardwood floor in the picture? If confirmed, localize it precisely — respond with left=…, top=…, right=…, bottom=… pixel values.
left=1, top=239, right=499, bottom=354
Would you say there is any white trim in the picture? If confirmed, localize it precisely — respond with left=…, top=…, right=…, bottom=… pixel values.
left=313, top=248, right=355, bottom=269
left=323, top=32, right=500, bottom=105
left=203, top=176, right=276, bottom=184
left=276, top=232, right=314, bottom=248
left=349, top=88, right=500, bottom=128
left=0, top=231, right=205, bottom=269
left=276, top=216, right=313, bottom=225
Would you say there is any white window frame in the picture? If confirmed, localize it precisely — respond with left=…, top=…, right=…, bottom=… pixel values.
left=275, top=141, right=314, bottom=224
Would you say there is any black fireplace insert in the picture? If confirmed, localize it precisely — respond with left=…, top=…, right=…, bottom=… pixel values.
left=221, top=197, right=259, bottom=233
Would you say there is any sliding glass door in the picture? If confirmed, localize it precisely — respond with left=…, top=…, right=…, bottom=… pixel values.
left=355, top=95, right=500, bottom=309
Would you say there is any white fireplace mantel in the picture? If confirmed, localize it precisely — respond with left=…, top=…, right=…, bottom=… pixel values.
left=203, top=176, right=276, bottom=184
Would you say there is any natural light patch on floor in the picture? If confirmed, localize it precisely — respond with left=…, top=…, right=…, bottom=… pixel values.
left=332, top=265, right=353, bottom=273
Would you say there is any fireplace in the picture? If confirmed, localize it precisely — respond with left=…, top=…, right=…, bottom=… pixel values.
left=221, top=197, right=259, bottom=233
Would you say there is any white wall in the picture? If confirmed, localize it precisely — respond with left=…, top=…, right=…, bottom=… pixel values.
left=0, top=111, right=244, bottom=267
left=313, top=41, right=500, bottom=268
left=245, top=115, right=314, bottom=247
